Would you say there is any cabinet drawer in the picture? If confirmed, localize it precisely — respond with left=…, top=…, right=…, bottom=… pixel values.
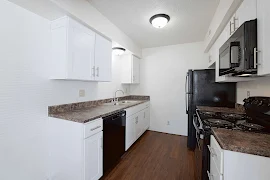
left=125, top=102, right=150, bottom=117
left=210, top=135, right=224, bottom=174
left=84, top=118, right=103, bottom=138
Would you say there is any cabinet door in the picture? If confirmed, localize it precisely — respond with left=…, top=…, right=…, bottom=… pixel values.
left=121, top=55, right=132, bottom=83
left=132, top=56, right=140, bottom=84
left=135, top=113, right=141, bottom=139
left=85, top=132, right=103, bottom=180
left=236, top=0, right=257, bottom=28
left=145, top=107, right=150, bottom=131
left=68, top=20, right=95, bottom=80
left=210, top=157, right=223, bottom=180
left=94, top=34, right=112, bottom=82
left=125, top=115, right=136, bottom=151
left=257, top=0, right=270, bottom=75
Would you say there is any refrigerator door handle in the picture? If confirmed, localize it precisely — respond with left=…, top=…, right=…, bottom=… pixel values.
left=185, top=73, right=189, bottom=114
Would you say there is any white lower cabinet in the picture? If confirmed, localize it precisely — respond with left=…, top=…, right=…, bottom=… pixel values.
left=210, top=135, right=270, bottom=180
left=85, top=132, right=103, bottom=180
left=125, top=114, right=136, bottom=150
left=49, top=117, right=103, bottom=180
left=125, top=102, right=150, bottom=151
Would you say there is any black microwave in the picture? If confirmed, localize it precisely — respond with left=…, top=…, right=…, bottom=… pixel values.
left=219, top=19, right=257, bottom=77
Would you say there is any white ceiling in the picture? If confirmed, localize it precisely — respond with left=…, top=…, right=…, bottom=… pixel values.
left=88, top=0, right=220, bottom=48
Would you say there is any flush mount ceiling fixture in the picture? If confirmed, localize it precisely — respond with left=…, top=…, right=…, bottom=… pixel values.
left=112, top=47, right=126, bottom=56
left=149, top=14, right=170, bottom=28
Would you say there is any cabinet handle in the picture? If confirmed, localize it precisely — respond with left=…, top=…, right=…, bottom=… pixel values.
left=90, top=125, right=101, bottom=131
left=230, top=21, right=232, bottom=35
left=92, top=66, right=95, bottom=77
left=254, top=48, right=261, bottom=68
left=144, top=112, right=146, bottom=118
left=207, top=145, right=216, bottom=156
left=96, top=67, right=99, bottom=77
left=233, top=16, right=238, bottom=31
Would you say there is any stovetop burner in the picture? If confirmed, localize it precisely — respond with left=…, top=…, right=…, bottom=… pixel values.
left=220, top=113, right=246, bottom=121
left=236, top=122, right=265, bottom=132
left=199, top=111, right=217, bottom=117
left=204, top=119, right=234, bottom=129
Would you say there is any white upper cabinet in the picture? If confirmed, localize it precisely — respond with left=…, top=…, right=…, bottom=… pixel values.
left=51, top=16, right=112, bottom=81
left=257, top=0, right=270, bottom=75
left=121, top=54, right=140, bottom=84
left=94, top=34, right=112, bottom=82
left=235, top=0, right=257, bottom=28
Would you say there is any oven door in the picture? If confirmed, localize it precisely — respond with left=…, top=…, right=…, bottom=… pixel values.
left=193, top=115, right=204, bottom=180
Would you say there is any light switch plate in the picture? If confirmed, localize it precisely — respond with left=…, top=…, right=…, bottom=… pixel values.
left=79, top=89, right=85, bottom=97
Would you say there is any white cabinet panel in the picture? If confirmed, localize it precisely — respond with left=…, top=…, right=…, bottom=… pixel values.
left=125, top=115, right=136, bottom=151
left=132, top=56, right=140, bottom=84
left=68, top=19, right=95, bottom=80
left=85, top=131, right=103, bottom=180
left=210, top=157, right=223, bottom=180
left=135, top=113, right=142, bottom=139
left=144, top=107, right=150, bottom=131
left=94, top=34, right=112, bottom=82
left=121, top=54, right=140, bottom=84
left=236, top=0, right=257, bottom=28
left=125, top=102, right=150, bottom=151
left=257, top=0, right=270, bottom=75
left=51, top=16, right=112, bottom=81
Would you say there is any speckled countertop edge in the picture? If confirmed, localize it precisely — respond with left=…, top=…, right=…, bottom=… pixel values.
left=48, top=96, right=150, bottom=124
left=212, top=128, right=270, bottom=157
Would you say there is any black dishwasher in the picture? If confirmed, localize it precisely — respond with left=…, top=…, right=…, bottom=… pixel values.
left=103, top=110, right=126, bottom=174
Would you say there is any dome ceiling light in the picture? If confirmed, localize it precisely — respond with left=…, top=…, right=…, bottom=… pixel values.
left=112, top=47, right=126, bottom=56
left=149, top=14, right=170, bottom=28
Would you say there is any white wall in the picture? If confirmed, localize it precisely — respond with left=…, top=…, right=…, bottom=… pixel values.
left=0, top=1, right=128, bottom=179
left=237, top=77, right=270, bottom=103
left=130, top=42, right=208, bottom=136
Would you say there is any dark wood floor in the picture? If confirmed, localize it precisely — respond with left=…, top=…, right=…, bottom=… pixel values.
left=102, top=131, right=195, bottom=180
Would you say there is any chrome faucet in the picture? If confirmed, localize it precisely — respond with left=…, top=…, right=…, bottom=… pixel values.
left=114, top=90, right=125, bottom=104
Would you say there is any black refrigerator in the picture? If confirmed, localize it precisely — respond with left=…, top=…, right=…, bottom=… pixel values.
left=185, top=69, right=236, bottom=150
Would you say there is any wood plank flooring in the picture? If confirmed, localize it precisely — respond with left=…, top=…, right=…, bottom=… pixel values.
left=102, top=131, right=195, bottom=180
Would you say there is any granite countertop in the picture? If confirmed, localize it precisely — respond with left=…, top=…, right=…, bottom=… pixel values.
left=48, top=96, right=150, bottom=123
left=212, top=128, right=270, bottom=157
left=197, top=105, right=245, bottom=114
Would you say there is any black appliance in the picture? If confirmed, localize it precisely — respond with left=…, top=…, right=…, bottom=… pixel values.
left=185, top=69, right=236, bottom=150
left=195, top=96, right=270, bottom=180
left=219, top=19, right=257, bottom=77
left=103, top=110, right=126, bottom=174
left=244, top=96, right=270, bottom=129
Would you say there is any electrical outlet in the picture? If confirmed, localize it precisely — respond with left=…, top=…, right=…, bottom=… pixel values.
left=247, top=91, right=250, bottom=98
left=167, top=121, right=170, bottom=126
left=79, top=89, right=85, bottom=97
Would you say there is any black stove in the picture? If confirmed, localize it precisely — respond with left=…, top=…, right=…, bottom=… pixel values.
left=194, top=97, right=270, bottom=180
left=197, top=110, right=266, bottom=133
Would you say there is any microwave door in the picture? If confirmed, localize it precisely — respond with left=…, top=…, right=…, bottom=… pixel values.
left=230, top=42, right=240, bottom=68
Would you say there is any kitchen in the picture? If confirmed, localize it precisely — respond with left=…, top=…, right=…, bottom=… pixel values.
left=1, top=0, right=270, bottom=180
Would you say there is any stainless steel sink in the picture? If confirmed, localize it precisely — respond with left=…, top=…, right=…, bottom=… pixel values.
left=103, top=100, right=140, bottom=106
